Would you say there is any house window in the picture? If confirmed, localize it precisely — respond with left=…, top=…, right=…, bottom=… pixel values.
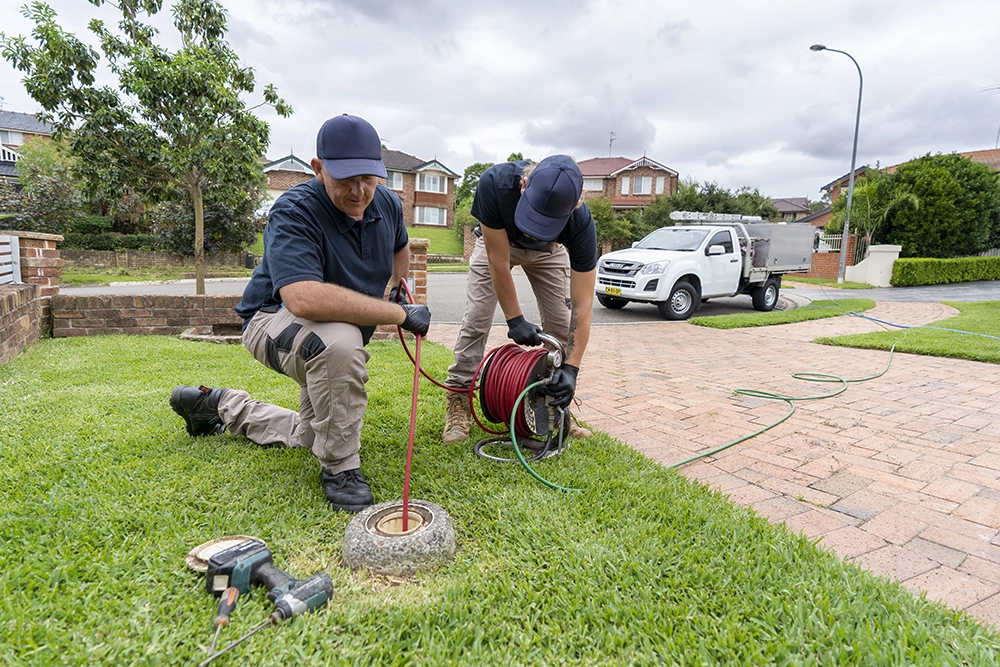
left=387, top=172, right=403, bottom=190
left=418, top=173, right=446, bottom=193
left=620, top=177, right=630, bottom=195
left=655, top=177, right=666, bottom=194
left=0, top=130, right=23, bottom=146
left=416, top=206, right=447, bottom=226
left=583, top=178, right=603, bottom=191
left=633, top=177, right=652, bottom=195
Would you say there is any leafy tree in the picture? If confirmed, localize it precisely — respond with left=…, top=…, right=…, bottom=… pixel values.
left=1, top=0, right=291, bottom=293
left=150, top=176, right=264, bottom=255
left=13, top=135, right=76, bottom=193
left=455, top=161, right=493, bottom=207
left=507, top=152, right=525, bottom=162
left=879, top=154, right=1000, bottom=258
left=827, top=166, right=919, bottom=247
left=451, top=197, right=475, bottom=245
left=2, top=137, right=83, bottom=234
left=733, top=187, right=779, bottom=219
left=585, top=196, right=631, bottom=248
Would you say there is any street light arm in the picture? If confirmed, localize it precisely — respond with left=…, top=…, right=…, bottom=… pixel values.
left=811, top=45, right=863, bottom=283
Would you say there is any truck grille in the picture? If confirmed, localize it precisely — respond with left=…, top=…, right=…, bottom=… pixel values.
left=598, top=276, right=636, bottom=289
left=598, top=259, right=641, bottom=276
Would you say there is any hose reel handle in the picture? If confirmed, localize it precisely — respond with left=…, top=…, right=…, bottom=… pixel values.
left=537, top=333, right=564, bottom=371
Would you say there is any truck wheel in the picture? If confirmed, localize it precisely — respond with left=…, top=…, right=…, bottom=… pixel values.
left=597, top=294, right=628, bottom=309
left=752, top=277, right=781, bottom=312
left=657, top=281, right=698, bottom=320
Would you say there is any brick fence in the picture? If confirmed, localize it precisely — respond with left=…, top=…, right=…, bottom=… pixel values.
left=51, top=238, right=430, bottom=340
left=0, top=282, right=38, bottom=366
left=0, top=231, right=63, bottom=364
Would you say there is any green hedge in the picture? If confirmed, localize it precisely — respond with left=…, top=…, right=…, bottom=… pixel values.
left=891, top=256, right=1000, bottom=286
left=62, top=232, right=158, bottom=251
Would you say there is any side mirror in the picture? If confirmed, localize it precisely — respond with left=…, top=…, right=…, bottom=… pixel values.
left=706, top=245, right=726, bottom=256
left=631, top=241, right=639, bottom=248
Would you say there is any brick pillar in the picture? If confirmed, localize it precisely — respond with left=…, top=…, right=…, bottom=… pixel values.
left=3, top=230, right=63, bottom=335
left=373, top=237, right=429, bottom=341
left=463, top=225, right=475, bottom=261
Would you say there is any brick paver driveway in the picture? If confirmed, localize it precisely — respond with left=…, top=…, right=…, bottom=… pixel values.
left=429, top=300, right=1000, bottom=630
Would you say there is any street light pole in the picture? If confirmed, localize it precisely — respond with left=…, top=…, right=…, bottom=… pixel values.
left=811, top=44, right=863, bottom=284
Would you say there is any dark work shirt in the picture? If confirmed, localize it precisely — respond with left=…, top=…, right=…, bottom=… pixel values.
left=471, top=160, right=598, bottom=272
left=235, top=178, right=408, bottom=344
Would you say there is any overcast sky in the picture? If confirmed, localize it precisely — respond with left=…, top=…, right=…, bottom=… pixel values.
left=3, top=0, right=999, bottom=201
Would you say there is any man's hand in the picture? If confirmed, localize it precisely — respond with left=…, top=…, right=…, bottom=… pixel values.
left=506, top=315, right=542, bottom=346
left=388, top=285, right=406, bottom=304
left=400, top=304, right=431, bottom=336
left=543, top=364, right=578, bottom=408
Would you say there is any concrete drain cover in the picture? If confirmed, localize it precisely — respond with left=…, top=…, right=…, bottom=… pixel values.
left=342, top=499, right=455, bottom=577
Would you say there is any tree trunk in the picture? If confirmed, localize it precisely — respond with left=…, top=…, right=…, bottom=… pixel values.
left=192, top=180, right=205, bottom=295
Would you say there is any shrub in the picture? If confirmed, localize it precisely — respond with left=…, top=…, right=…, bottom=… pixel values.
left=891, top=256, right=1000, bottom=286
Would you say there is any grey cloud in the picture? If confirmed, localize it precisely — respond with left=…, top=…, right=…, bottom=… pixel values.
left=522, top=88, right=657, bottom=158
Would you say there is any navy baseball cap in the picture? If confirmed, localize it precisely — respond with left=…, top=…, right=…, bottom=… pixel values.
left=514, top=155, right=584, bottom=241
left=316, top=114, right=387, bottom=179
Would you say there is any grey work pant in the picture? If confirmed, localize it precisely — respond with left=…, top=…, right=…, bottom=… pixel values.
left=217, top=308, right=370, bottom=474
left=445, top=236, right=571, bottom=389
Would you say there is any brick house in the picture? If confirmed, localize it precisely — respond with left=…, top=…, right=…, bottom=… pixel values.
left=577, top=156, right=678, bottom=210
left=381, top=148, right=458, bottom=229
left=262, top=154, right=314, bottom=207
left=0, top=110, right=54, bottom=183
left=770, top=197, right=812, bottom=222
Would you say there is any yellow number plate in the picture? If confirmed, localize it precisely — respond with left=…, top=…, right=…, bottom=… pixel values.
left=604, top=286, right=621, bottom=296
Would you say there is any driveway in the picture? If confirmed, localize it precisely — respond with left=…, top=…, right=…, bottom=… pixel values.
left=427, top=297, right=1000, bottom=630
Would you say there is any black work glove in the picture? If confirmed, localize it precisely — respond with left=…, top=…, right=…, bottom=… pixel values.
left=506, top=315, right=542, bottom=346
left=400, top=304, right=431, bottom=336
left=388, top=285, right=406, bottom=305
left=543, top=364, right=578, bottom=409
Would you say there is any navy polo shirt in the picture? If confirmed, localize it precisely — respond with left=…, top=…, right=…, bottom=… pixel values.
left=236, top=178, right=408, bottom=344
left=472, top=161, right=598, bottom=272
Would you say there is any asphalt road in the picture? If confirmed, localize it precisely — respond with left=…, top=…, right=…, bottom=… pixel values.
left=59, top=273, right=1000, bottom=325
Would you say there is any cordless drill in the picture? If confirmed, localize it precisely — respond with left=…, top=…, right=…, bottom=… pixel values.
left=205, top=538, right=303, bottom=602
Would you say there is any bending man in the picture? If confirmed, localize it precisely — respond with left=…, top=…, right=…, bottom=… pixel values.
left=443, top=155, right=597, bottom=444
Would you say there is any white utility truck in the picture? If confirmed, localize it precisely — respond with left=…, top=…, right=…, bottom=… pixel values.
left=595, top=211, right=814, bottom=320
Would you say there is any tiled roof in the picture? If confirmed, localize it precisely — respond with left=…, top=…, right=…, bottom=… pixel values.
left=382, top=148, right=425, bottom=172
left=771, top=197, right=811, bottom=214
left=578, top=157, right=634, bottom=177
left=961, top=148, right=1000, bottom=171
left=799, top=206, right=831, bottom=227
left=0, top=110, right=53, bottom=134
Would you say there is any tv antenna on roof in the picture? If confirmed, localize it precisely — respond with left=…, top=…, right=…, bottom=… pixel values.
left=982, top=86, right=1000, bottom=149
left=608, top=131, right=616, bottom=157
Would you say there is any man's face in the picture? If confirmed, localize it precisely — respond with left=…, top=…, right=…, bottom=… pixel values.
left=312, top=159, right=378, bottom=220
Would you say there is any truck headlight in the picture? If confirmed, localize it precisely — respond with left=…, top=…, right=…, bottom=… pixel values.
left=639, top=261, right=669, bottom=275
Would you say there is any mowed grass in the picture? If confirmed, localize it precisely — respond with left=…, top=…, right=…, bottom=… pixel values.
left=408, top=226, right=464, bottom=256
left=690, top=298, right=877, bottom=329
left=61, top=265, right=255, bottom=286
left=1, top=336, right=998, bottom=666
left=816, top=301, right=1000, bottom=364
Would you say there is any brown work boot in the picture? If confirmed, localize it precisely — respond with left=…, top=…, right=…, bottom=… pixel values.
left=443, top=390, right=471, bottom=445
left=567, top=413, right=592, bottom=439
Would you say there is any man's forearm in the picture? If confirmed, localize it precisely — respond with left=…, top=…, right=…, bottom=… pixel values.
left=280, top=280, right=406, bottom=326
left=565, top=268, right=596, bottom=367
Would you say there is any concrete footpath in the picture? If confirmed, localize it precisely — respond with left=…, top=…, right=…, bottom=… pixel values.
left=427, top=301, right=1000, bottom=630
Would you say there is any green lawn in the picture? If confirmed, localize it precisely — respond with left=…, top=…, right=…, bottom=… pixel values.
left=408, top=226, right=464, bottom=256
left=61, top=265, right=255, bottom=286
left=783, top=277, right=875, bottom=289
left=2, top=336, right=996, bottom=665
left=816, top=301, right=1000, bottom=364
left=691, top=299, right=877, bottom=329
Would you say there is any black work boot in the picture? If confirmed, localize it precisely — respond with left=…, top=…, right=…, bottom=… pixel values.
left=320, top=468, right=374, bottom=513
left=170, top=385, right=228, bottom=436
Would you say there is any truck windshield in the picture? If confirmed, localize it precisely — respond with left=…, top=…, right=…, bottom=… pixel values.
left=636, top=228, right=710, bottom=251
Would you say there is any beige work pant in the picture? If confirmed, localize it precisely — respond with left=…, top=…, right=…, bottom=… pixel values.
left=217, top=308, right=370, bottom=474
left=446, top=236, right=571, bottom=389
